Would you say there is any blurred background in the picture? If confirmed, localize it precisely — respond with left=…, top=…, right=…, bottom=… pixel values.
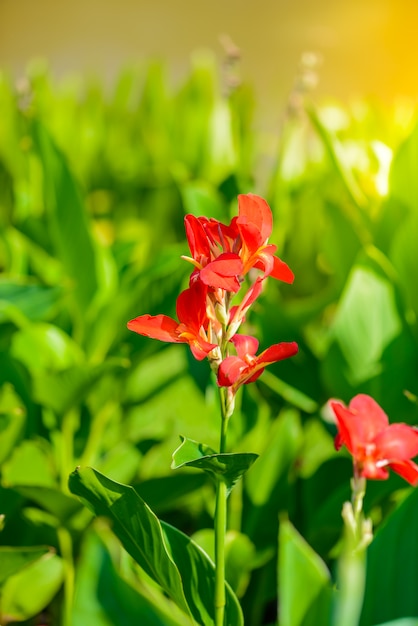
left=2, top=0, right=418, bottom=120
left=3, top=2, right=418, bottom=626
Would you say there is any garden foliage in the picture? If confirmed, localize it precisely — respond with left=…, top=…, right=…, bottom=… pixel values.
left=1, top=57, right=418, bottom=625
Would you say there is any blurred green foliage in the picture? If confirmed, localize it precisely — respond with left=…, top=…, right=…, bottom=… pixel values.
left=1, top=56, right=418, bottom=625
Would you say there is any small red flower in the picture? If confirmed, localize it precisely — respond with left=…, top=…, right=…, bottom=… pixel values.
left=127, top=281, right=217, bottom=360
left=217, top=334, right=298, bottom=389
left=330, top=394, right=418, bottom=485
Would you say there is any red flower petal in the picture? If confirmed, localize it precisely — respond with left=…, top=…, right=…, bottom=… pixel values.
left=217, top=356, right=248, bottom=386
left=330, top=402, right=363, bottom=454
left=127, top=314, right=180, bottom=343
left=184, top=214, right=211, bottom=261
left=237, top=193, right=272, bottom=245
left=271, top=255, right=295, bottom=284
left=231, top=334, right=259, bottom=359
left=257, top=342, right=299, bottom=365
left=349, top=394, right=389, bottom=437
left=176, top=281, right=208, bottom=330
left=199, top=253, right=243, bottom=292
left=387, top=459, right=418, bottom=486
left=373, top=423, right=418, bottom=461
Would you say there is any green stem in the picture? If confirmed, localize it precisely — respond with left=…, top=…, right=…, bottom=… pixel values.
left=214, top=478, right=227, bottom=626
left=214, top=386, right=230, bottom=626
left=58, top=526, right=75, bottom=626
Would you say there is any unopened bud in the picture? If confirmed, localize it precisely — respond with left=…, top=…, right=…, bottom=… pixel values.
left=215, top=302, right=229, bottom=326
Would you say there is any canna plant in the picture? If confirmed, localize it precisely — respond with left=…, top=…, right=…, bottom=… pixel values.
left=69, top=193, right=299, bottom=625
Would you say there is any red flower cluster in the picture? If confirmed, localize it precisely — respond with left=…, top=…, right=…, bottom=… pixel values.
left=128, top=194, right=298, bottom=400
left=330, top=394, right=418, bottom=485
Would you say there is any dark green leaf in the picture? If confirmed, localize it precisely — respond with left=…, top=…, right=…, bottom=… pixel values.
left=68, top=466, right=243, bottom=626
left=171, top=436, right=258, bottom=494
left=72, top=529, right=189, bottom=626
left=31, top=119, right=98, bottom=315
left=360, top=488, right=418, bottom=625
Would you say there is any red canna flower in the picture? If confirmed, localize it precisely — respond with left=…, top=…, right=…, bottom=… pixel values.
left=236, top=194, right=294, bottom=283
left=330, top=394, right=418, bottom=485
left=127, top=281, right=217, bottom=361
left=182, top=194, right=294, bottom=292
left=217, top=334, right=298, bottom=389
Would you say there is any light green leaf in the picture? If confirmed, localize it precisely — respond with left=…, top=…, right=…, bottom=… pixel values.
left=331, top=265, right=402, bottom=385
left=0, top=546, right=51, bottom=585
left=171, top=436, right=258, bottom=494
left=1, top=553, right=64, bottom=623
left=11, top=322, right=84, bottom=374
left=68, top=467, right=243, bottom=626
left=279, top=519, right=332, bottom=626
left=2, top=439, right=57, bottom=488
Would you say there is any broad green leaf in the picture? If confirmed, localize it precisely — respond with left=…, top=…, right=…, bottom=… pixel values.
left=0, top=279, right=62, bottom=323
left=31, top=119, right=98, bottom=316
left=11, top=322, right=84, bottom=374
left=1, top=553, right=64, bottom=623
left=171, top=436, right=258, bottom=494
left=0, top=546, right=51, bottom=585
left=360, top=488, right=418, bottom=625
left=72, top=528, right=189, bottom=626
left=330, top=264, right=402, bottom=385
left=68, top=467, right=243, bottom=626
left=279, top=519, right=332, bottom=626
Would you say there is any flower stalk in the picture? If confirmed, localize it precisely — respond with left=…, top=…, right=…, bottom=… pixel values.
left=127, top=193, right=298, bottom=623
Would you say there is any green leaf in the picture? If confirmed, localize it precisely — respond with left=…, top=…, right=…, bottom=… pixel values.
left=0, top=546, right=51, bottom=585
left=11, top=322, right=84, bottom=374
left=68, top=466, right=243, bottom=626
left=329, top=264, right=403, bottom=385
left=31, top=119, right=98, bottom=315
left=2, top=439, right=57, bottom=488
left=72, top=528, right=190, bottom=626
left=171, top=436, right=258, bottom=494
left=0, top=279, right=62, bottom=324
left=1, top=553, right=64, bottom=623
left=32, top=358, right=128, bottom=417
left=279, top=519, right=332, bottom=626
left=360, top=488, right=418, bottom=625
